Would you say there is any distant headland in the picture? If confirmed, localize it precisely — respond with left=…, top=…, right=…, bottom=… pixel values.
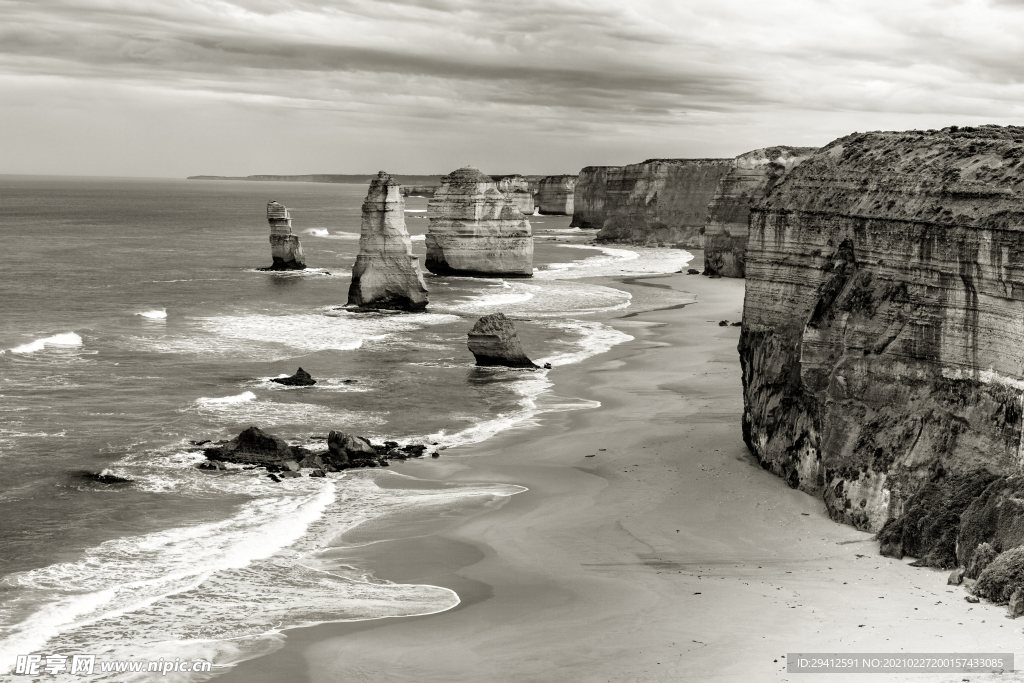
left=186, top=173, right=444, bottom=185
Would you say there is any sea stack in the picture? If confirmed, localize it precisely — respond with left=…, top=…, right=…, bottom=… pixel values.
left=537, top=175, right=577, bottom=215
left=266, top=201, right=306, bottom=270
left=348, top=171, right=429, bottom=311
left=702, top=147, right=817, bottom=278
left=426, top=167, right=534, bottom=277
left=492, top=175, right=535, bottom=215
left=467, top=313, right=538, bottom=368
left=740, top=126, right=1024, bottom=579
left=571, top=159, right=734, bottom=247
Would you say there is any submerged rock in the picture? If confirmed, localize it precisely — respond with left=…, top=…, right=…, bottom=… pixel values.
left=348, top=171, right=429, bottom=311
left=264, top=201, right=306, bottom=270
left=426, top=167, right=533, bottom=277
left=537, top=175, right=577, bottom=215
left=271, top=367, right=317, bottom=386
left=492, top=174, right=535, bottom=215
left=740, top=126, right=1024, bottom=543
left=702, top=146, right=817, bottom=278
left=467, top=313, right=538, bottom=368
left=204, top=426, right=308, bottom=467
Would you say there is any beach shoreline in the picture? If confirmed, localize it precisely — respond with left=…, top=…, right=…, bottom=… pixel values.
left=217, top=259, right=1023, bottom=683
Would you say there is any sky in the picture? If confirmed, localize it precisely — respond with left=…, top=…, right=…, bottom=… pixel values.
left=4, top=0, right=1024, bottom=177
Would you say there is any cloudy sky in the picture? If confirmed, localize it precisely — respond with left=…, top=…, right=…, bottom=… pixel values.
left=4, top=0, right=1024, bottom=177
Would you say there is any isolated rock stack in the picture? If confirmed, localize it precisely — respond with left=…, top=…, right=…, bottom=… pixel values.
left=426, top=167, right=534, bottom=277
left=537, top=175, right=577, bottom=215
left=348, top=171, right=429, bottom=311
left=702, top=147, right=817, bottom=278
left=492, top=174, right=535, bottom=214
left=467, top=313, right=538, bottom=368
left=265, top=201, right=306, bottom=270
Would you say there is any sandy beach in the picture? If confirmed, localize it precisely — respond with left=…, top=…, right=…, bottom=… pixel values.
left=219, top=257, right=1023, bottom=683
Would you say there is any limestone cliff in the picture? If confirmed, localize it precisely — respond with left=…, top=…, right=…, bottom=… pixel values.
left=426, top=167, right=534, bottom=277
left=702, top=147, right=817, bottom=278
left=571, top=159, right=733, bottom=246
left=537, top=175, right=577, bottom=215
left=348, top=171, right=429, bottom=311
left=740, top=126, right=1024, bottom=569
left=266, top=201, right=306, bottom=270
left=492, top=174, right=535, bottom=215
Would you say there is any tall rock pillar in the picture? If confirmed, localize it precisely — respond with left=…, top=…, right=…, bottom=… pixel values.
left=348, top=171, right=429, bottom=311
left=266, top=201, right=306, bottom=270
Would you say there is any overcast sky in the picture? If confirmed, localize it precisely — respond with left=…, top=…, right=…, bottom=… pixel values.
left=4, top=0, right=1024, bottom=177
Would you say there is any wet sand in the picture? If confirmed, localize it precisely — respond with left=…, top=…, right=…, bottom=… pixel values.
left=218, top=264, right=1023, bottom=683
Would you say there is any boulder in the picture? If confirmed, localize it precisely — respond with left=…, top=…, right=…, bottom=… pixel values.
left=537, top=175, right=577, bottom=215
left=264, top=201, right=306, bottom=270
left=425, top=167, right=534, bottom=277
left=702, top=146, right=817, bottom=278
left=271, top=367, right=317, bottom=386
left=956, top=476, right=1024, bottom=567
left=740, top=125, right=1024, bottom=538
left=966, top=542, right=1000, bottom=580
left=467, top=313, right=538, bottom=368
left=974, top=545, right=1024, bottom=605
left=348, top=171, right=429, bottom=311
left=204, top=426, right=307, bottom=467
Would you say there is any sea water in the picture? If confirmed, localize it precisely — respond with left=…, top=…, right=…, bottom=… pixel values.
left=0, top=176, right=693, bottom=679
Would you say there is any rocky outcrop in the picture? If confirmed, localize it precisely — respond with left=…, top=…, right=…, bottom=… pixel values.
left=492, top=175, right=535, bottom=215
left=204, top=426, right=308, bottom=468
left=467, top=313, right=538, bottom=368
left=571, top=160, right=734, bottom=246
left=271, top=367, right=316, bottom=386
left=740, top=125, right=1024, bottom=563
left=537, top=175, right=577, bottom=215
left=703, top=147, right=817, bottom=278
left=265, top=201, right=306, bottom=270
left=348, top=171, right=429, bottom=311
left=426, top=167, right=534, bottom=277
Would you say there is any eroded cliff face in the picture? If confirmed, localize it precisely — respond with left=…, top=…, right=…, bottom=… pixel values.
left=537, top=175, right=577, bottom=215
left=492, top=174, right=535, bottom=215
left=348, top=171, right=429, bottom=311
left=266, top=201, right=306, bottom=270
left=570, top=159, right=733, bottom=246
left=426, top=167, right=534, bottom=277
left=741, top=126, right=1024, bottom=555
left=703, top=147, right=817, bottom=278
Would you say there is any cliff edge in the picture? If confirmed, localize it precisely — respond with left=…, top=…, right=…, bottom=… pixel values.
left=740, top=126, right=1024, bottom=600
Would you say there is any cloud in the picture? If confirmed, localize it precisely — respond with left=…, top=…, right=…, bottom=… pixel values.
left=3, top=0, right=1024, bottom=175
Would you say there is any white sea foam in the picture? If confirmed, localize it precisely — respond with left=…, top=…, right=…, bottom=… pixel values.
left=536, top=244, right=693, bottom=280
left=319, top=231, right=360, bottom=240
left=403, top=209, right=427, bottom=213
left=5, top=333, right=83, bottom=355
left=303, top=228, right=330, bottom=236
left=0, top=470, right=524, bottom=678
left=195, top=391, right=257, bottom=406
left=137, top=309, right=167, bottom=319
left=535, top=320, right=634, bottom=367
left=410, top=234, right=426, bottom=241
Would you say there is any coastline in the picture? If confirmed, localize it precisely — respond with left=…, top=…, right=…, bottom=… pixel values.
left=217, top=258, right=1023, bottom=683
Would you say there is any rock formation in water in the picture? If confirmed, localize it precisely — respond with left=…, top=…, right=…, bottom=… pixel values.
left=426, top=167, right=534, bottom=277
left=271, top=367, right=316, bottom=386
left=467, top=313, right=538, bottom=368
left=204, top=426, right=309, bottom=468
left=265, top=201, right=306, bottom=270
left=401, top=185, right=438, bottom=197
left=348, top=171, right=429, bottom=311
left=740, top=126, right=1024, bottom=611
left=537, top=175, right=577, bottom=215
left=702, top=147, right=817, bottom=278
left=570, top=159, right=734, bottom=246
left=492, top=174, right=535, bottom=215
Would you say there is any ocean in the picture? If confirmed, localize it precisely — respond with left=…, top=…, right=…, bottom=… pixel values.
left=0, top=175, right=693, bottom=679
